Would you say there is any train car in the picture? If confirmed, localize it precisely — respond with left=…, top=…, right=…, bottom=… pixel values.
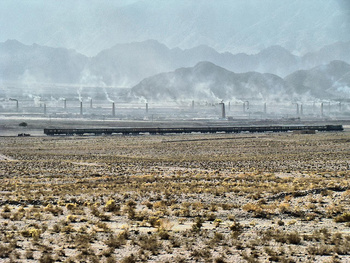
left=44, top=125, right=344, bottom=136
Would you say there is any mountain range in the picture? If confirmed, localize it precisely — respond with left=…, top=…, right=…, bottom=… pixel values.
left=2, top=0, right=349, bottom=56
left=129, top=60, right=350, bottom=102
left=1, top=39, right=350, bottom=102
left=1, top=39, right=350, bottom=86
left=0, top=40, right=88, bottom=84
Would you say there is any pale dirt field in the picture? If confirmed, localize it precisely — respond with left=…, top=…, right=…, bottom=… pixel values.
left=0, top=131, right=350, bottom=262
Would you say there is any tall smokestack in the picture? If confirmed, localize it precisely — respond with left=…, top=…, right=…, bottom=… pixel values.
left=112, top=102, right=115, bottom=117
left=321, top=102, right=324, bottom=117
left=90, top=98, right=93, bottom=109
left=9, top=98, right=18, bottom=112
left=220, top=102, right=226, bottom=119
left=80, top=101, right=83, bottom=116
left=244, top=101, right=249, bottom=113
left=44, top=104, right=47, bottom=115
left=64, top=99, right=66, bottom=109
left=146, top=103, right=149, bottom=113
left=228, top=102, right=231, bottom=111
left=191, top=100, right=194, bottom=111
left=296, top=103, right=299, bottom=115
left=300, top=104, right=303, bottom=115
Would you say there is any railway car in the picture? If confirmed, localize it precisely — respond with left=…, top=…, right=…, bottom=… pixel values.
left=43, top=125, right=343, bottom=136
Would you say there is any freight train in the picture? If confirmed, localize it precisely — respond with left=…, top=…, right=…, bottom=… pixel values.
left=43, top=125, right=343, bottom=136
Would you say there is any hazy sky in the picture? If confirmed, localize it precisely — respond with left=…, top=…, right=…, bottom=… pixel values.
left=1, top=0, right=349, bottom=55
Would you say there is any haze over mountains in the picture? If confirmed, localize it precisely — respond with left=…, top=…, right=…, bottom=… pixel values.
left=1, top=39, right=350, bottom=88
left=1, top=1, right=350, bottom=103
left=129, top=61, right=288, bottom=102
left=129, top=60, right=350, bottom=102
left=0, top=40, right=88, bottom=84
left=285, top=60, right=350, bottom=100
left=1, top=39, right=350, bottom=102
left=1, top=0, right=349, bottom=56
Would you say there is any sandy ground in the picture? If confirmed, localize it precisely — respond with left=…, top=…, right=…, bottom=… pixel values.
left=0, top=153, right=15, bottom=161
left=0, top=123, right=350, bottom=262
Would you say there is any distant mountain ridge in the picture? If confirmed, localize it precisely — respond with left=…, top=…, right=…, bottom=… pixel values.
left=285, top=60, right=350, bottom=100
left=129, top=60, right=350, bottom=102
left=0, top=40, right=88, bottom=84
left=1, top=39, right=350, bottom=101
left=2, top=0, right=348, bottom=56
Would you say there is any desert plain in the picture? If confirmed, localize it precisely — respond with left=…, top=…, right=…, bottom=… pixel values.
left=0, top=128, right=350, bottom=262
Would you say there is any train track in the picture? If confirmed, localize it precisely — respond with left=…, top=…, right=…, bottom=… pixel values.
left=43, top=125, right=343, bottom=136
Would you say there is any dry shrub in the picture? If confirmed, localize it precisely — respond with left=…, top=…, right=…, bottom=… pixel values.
left=158, top=228, right=170, bottom=240
left=153, top=201, right=166, bottom=210
left=104, top=199, right=120, bottom=212
left=307, top=244, right=334, bottom=255
left=191, top=248, right=212, bottom=261
left=21, top=227, right=41, bottom=240
left=159, top=218, right=173, bottom=230
left=25, top=249, right=34, bottom=259
left=74, top=233, right=91, bottom=249
left=66, top=203, right=77, bottom=210
left=278, top=202, right=291, bottom=213
left=105, top=232, right=127, bottom=249
left=230, top=221, right=243, bottom=239
left=44, top=204, right=63, bottom=216
left=214, top=218, right=222, bottom=227
left=39, top=253, right=55, bottom=263
left=66, top=215, right=77, bottom=222
left=121, top=254, right=136, bottom=263
left=212, top=232, right=225, bottom=243
left=0, top=244, right=12, bottom=258
left=148, top=216, right=161, bottom=228
left=61, top=224, right=76, bottom=234
left=334, top=212, right=350, bottom=223
left=3, top=205, right=11, bottom=212
left=214, top=256, right=226, bottom=263
left=326, top=203, right=344, bottom=218
left=1, top=212, right=11, bottom=219
left=192, top=217, right=204, bottom=232
left=221, top=203, right=232, bottom=210
left=138, top=234, right=161, bottom=255
left=242, top=203, right=268, bottom=218
left=287, top=231, right=302, bottom=245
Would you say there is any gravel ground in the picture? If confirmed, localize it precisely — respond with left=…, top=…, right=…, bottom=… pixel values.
left=0, top=130, right=349, bottom=262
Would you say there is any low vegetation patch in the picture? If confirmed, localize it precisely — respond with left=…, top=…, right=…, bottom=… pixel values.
left=0, top=132, right=349, bottom=261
